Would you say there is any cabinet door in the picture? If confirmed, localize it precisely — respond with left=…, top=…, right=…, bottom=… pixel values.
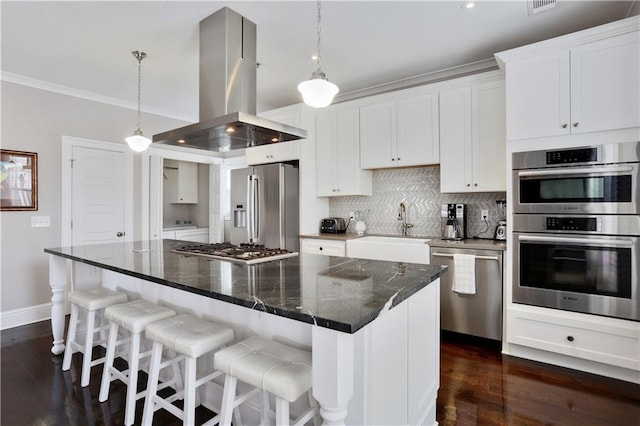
left=245, top=141, right=300, bottom=165
left=397, top=93, right=440, bottom=167
left=165, top=161, right=198, bottom=203
left=571, top=32, right=640, bottom=134
left=360, top=102, right=396, bottom=169
left=439, top=87, right=472, bottom=193
left=315, top=112, right=338, bottom=196
left=471, top=81, right=506, bottom=192
left=505, top=50, right=570, bottom=140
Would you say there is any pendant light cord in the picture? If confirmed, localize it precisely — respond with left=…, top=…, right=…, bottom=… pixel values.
left=315, top=0, right=322, bottom=72
left=132, top=50, right=147, bottom=132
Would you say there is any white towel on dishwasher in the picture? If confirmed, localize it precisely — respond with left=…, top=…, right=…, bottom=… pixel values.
left=452, top=254, right=476, bottom=294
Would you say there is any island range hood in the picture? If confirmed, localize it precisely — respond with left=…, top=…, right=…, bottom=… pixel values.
left=153, top=8, right=307, bottom=152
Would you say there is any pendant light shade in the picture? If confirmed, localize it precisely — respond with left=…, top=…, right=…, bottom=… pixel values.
left=298, top=70, right=339, bottom=108
left=298, top=0, right=338, bottom=108
left=126, top=50, right=152, bottom=152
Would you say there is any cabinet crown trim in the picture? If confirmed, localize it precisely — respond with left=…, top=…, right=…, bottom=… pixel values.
left=495, top=15, right=639, bottom=68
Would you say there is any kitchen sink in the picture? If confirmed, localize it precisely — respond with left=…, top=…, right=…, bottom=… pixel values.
left=346, top=236, right=431, bottom=264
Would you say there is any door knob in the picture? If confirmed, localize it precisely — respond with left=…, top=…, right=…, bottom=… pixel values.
left=116, top=231, right=124, bottom=237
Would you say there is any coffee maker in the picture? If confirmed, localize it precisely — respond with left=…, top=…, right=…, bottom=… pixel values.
left=441, top=204, right=467, bottom=240
left=494, top=199, right=507, bottom=241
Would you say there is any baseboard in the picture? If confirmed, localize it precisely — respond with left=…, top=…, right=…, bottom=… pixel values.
left=0, top=303, right=52, bottom=330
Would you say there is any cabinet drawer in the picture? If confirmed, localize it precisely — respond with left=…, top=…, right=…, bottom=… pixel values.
left=300, top=239, right=346, bottom=256
left=507, top=308, right=639, bottom=370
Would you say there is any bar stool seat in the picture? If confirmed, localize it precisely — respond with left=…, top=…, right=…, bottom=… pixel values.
left=215, top=335, right=317, bottom=426
left=98, top=299, right=176, bottom=426
left=142, top=314, right=235, bottom=426
left=62, top=288, right=127, bottom=387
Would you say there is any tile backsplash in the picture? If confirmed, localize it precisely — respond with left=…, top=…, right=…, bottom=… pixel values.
left=329, top=166, right=506, bottom=238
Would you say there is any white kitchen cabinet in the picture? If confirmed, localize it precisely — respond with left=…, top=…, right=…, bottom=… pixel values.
left=507, top=306, right=639, bottom=372
left=162, top=228, right=209, bottom=243
left=164, top=160, right=198, bottom=204
left=502, top=31, right=639, bottom=140
left=245, top=140, right=300, bottom=165
left=439, top=79, right=506, bottom=193
left=315, top=106, right=372, bottom=197
left=300, top=238, right=346, bottom=256
left=359, top=92, right=439, bottom=169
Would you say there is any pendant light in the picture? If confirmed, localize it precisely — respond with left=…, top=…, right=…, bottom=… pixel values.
left=125, top=50, right=152, bottom=152
left=297, top=0, right=339, bottom=108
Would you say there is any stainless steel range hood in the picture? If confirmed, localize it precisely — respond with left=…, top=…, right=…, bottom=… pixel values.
left=153, top=7, right=307, bottom=152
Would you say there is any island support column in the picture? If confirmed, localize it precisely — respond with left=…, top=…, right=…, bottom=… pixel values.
left=312, top=326, right=354, bottom=425
left=48, top=254, right=67, bottom=355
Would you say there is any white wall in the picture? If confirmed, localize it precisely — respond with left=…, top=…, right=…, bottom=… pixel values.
left=0, top=81, right=188, bottom=325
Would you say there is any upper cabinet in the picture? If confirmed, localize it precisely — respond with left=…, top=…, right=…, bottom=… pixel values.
left=164, top=160, right=198, bottom=204
left=497, top=19, right=639, bottom=141
left=247, top=105, right=303, bottom=165
left=315, top=105, right=372, bottom=197
left=439, top=78, right=506, bottom=193
left=360, top=92, right=440, bottom=169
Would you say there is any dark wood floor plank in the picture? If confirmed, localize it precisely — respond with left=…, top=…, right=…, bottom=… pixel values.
left=2, top=322, right=639, bottom=425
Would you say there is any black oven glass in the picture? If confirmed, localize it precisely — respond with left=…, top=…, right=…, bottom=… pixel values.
left=520, top=175, right=632, bottom=203
left=520, top=242, right=632, bottom=298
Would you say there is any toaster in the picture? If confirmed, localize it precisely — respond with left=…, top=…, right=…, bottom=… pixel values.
left=320, top=217, right=347, bottom=234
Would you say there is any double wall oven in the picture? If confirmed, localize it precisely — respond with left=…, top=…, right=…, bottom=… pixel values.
left=512, top=141, right=640, bottom=321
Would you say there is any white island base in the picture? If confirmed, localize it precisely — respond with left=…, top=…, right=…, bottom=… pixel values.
left=48, top=256, right=441, bottom=425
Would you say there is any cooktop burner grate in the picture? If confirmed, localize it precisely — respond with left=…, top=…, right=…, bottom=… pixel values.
left=172, top=243, right=298, bottom=264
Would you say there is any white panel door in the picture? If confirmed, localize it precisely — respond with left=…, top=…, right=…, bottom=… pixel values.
left=71, top=146, right=127, bottom=245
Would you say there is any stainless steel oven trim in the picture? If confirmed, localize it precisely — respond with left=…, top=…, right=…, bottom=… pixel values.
left=512, top=141, right=640, bottom=170
left=513, top=231, right=639, bottom=321
left=513, top=214, right=640, bottom=236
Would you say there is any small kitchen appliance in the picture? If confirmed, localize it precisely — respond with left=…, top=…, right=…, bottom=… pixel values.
left=320, top=217, right=347, bottom=234
left=441, top=204, right=467, bottom=240
left=494, top=199, right=507, bottom=241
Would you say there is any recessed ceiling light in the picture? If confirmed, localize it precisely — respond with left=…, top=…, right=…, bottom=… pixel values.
left=463, top=2, right=475, bottom=9
left=177, top=139, right=186, bottom=144
left=226, top=127, right=235, bottom=133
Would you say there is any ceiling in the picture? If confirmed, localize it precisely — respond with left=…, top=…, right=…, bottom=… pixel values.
left=2, top=1, right=638, bottom=123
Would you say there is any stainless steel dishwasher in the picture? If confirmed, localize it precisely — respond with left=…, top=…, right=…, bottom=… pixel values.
left=430, top=247, right=503, bottom=340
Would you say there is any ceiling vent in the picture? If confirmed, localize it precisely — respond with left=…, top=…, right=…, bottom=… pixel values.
left=528, top=0, right=557, bottom=15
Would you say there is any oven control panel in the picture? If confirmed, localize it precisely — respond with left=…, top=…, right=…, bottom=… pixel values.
left=545, top=147, right=599, bottom=165
left=546, top=217, right=601, bottom=232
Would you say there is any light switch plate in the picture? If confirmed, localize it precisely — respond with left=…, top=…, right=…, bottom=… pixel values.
left=31, top=216, right=51, bottom=227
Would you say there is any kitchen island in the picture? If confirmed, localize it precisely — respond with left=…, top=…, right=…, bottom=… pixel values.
left=46, top=240, right=446, bottom=425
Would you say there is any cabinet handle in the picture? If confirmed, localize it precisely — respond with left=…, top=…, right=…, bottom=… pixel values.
left=562, top=123, right=568, bottom=129
left=319, top=247, right=323, bottom=251
left=397, top=157, right=401, bottom=161
left=116, top=231, right=124, bottom=237
left=391, top=158, right=396, bottom=162
left=474, top=183, right=478, bottom=187
left=466, top=183, right=471, bottom=187
left=573, top=122, right=579, bottom=127
left=567, top=335, right=575, bottom=342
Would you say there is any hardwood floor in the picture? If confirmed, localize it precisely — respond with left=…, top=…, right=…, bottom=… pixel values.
left=1, top=321, right=638, bottom=425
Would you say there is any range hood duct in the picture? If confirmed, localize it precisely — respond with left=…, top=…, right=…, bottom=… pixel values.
left=153, top=7, right=307, bottom=152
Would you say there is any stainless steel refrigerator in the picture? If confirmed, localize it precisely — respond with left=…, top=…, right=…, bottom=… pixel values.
left=230, top=163, right=299, bottom=251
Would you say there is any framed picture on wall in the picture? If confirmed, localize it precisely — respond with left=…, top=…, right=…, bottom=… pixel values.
left=1, top=149, right=38, bottom=211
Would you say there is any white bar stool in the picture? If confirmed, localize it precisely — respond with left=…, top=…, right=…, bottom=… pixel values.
left=62, top=288, right=127, bottom=387
left=215, top=335, right=317, bottom=426
left=98, top=299, right=176, bottom=426
left=141, top=313, right=235, bottom=426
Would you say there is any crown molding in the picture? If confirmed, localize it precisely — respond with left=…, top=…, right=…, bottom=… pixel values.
left=0, top=71, right=195, bottom=123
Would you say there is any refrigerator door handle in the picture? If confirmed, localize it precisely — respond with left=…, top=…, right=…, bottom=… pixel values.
left=253, top=174, right=260, bottom=242
left=247, top=175, right=254, bottom=243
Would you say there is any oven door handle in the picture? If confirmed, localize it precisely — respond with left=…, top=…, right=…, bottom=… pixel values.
left=517, top=165, right=634, bottom=177
left=518, top=234, right=634, bottom=247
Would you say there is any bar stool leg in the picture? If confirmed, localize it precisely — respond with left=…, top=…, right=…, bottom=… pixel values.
left=141, top=341, right=163, bottom=426
left=62, top=304, right=79, bottom=372
left=99, top=322, right=119, bottom=402
left=80, top=310, right=96, bottom=387
left=219, top=374, right=238, bottom=426
left=275, top=397, right=289, bottom=426
left=260, top=390, right=270, bottom=425
left=184, top=356, right=197, bottom=426
left=124, top=332, right=141, bottom=426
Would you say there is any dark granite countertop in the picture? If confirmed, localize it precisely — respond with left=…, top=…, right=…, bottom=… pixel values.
left=45, top=240, right=447, bottom=334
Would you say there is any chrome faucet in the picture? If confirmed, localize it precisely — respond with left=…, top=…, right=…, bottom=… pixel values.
left=397, top=202, right=414, bottom=236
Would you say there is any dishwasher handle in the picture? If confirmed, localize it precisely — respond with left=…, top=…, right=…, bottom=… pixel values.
left=431, top=252, right=500, bottom=261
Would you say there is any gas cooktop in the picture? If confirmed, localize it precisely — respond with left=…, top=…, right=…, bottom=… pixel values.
left=172, top=243, right=298, bottom=265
